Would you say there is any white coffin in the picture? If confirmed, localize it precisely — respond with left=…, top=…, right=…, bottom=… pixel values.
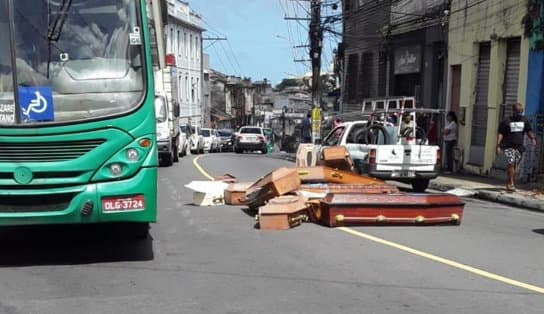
left=185, top=181, right=229, bottom=206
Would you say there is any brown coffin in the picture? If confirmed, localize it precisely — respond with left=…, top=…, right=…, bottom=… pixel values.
left=258, top=195, right=310, bottom=230
left=244, top=168, right=302, bottom=209
left=214, top=173, right=237, bottom=184
left=299, top=183, right=399, bottom=195
left=319, top=193, right=464, bottom=227
left=224, top=182, right=253, bottom=205
left=319, top=146, right=354, bottom=171
left=296, top=166, right=384, bottom=185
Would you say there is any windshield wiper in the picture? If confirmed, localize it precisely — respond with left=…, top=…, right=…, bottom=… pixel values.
left=47, top=0, right=73, bottom=42
left=46, top=0, right=72, bottom=78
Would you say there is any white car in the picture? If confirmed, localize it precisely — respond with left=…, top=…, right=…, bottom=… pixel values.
left=234, top=126, right=268, bottom=154
left=178, top=125, right=189, bottom=157
left=200, top=128, right=221, bottom=153
left=188, top=125, right=204, bottom=154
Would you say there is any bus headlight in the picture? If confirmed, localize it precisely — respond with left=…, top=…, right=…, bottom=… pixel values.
left=126, top=148, right=139, bottom=162
left=92, top=136, right=154, bottom=182
left=109, top=163, right=123, bottom=177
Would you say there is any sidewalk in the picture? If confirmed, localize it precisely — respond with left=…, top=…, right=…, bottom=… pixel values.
left=429, top=174, right=544, bottom=212
left=269, top=152, right=544, bottom=212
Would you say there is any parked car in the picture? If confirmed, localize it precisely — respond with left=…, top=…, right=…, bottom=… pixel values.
left=178, top=125, right=189, bottom=157
left=234, top=126, right=268, bottom=154
left=217, top=129, right=234, bottom=152
left=188, top=125, right=205, bottom=154
left=200, top=128, right=221, bottom=153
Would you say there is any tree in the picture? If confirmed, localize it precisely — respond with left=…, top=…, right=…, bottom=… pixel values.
left=275, top=78, right=305, bottom=91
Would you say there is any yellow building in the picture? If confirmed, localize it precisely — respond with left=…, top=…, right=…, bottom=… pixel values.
left=447, top=0, right=529, bottom=175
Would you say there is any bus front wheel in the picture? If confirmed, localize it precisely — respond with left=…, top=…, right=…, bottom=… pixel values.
left=126, top=222, right=149, bottom=240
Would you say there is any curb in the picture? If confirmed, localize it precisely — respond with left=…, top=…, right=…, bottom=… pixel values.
left=430, top=181, right=544, bottom=212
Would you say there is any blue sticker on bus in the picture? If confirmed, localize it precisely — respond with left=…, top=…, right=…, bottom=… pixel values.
left=18, top=86, right=54, bottom=122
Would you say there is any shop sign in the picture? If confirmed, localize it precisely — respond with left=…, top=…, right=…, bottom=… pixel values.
left=394, top=46, right=421, bottom=74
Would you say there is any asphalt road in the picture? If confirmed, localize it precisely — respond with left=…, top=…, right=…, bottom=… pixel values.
left=0, top=152, right=543, bottom=314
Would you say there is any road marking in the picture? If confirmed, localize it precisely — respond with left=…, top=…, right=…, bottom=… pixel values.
left=192, top=155, right=214, bottom=180
left=192, top=156, right=544, bottom=294
left=338, top=227, right=544, bottom=294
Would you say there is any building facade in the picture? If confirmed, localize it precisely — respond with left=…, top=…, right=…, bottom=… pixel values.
left=341, top=0, right=449, bottom=111
left=447, top=0, right=531, bottom=177
left=341, top=0, right=391, bottom=113
left=162, top=0, right=204, bottom=128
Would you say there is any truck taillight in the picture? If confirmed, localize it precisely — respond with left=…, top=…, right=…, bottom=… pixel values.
left=369, top=149, right=376, bottom=164
left=436, top=149, right=441, bottom=167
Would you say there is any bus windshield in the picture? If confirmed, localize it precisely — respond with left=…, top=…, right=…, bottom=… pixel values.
left=0, top=0, right=145, bottom=125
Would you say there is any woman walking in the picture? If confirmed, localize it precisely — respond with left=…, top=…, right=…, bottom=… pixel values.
left=442, top=111, right=458, bottom=174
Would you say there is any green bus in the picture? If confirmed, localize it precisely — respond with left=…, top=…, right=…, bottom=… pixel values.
left=0, top=0, right=160, bottom=237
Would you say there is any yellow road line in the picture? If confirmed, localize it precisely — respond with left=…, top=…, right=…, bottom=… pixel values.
left=192, top=155, right=214, bottom=180
left=338, top=227, right=544, bottom=294
left=192, top=156, right=544, bottom=294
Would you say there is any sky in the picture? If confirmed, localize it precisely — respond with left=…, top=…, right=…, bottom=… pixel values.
left=190, top=0, right=341, bottom=86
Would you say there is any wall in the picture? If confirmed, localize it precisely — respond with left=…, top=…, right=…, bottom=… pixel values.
left=341, top=0, right=391, bottom=112
left=165, top=0, right=204, bottom=126
left=448, top=0, right=529, bottom=174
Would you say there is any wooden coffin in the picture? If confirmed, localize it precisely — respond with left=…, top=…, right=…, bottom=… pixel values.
left=296, top=166, right=384, bottom=185
left=244, top=168, right=302, bottom=209
left=296, top=144, right=319, bottom=167
left=258, top=195, right=310, bottom=230
left=319, top=193, right=464, bottom=227
left=319, top=146, right=354, bottom=171
left=214, top=174, right=237, bottom=184
left=224, top=182, right=253, bottom=205
left=299, top=183, right=399, bottom=195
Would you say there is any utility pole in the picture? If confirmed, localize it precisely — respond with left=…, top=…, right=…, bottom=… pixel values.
left=309, top=0, right=322, bottom=144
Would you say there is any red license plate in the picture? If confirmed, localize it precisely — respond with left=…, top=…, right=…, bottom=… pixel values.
left=102, top=195, right=145, bottom=212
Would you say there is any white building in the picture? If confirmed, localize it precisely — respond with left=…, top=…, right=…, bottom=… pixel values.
left=157, top=0, right=204, bottom=127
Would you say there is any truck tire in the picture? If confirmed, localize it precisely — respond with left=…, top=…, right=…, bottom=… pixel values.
left=164, top=153, right=173, bottom=166
left=173, top=143, right=179, bottom=162
left=401, top=126, right=427, bottom=142
left=412, top=179, right=430, bottom=193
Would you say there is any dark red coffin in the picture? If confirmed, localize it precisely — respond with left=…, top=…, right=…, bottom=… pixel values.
left=319, top=193, right=464, bottom=227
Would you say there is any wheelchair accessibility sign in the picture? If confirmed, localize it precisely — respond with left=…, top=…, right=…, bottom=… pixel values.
left=18, top=86, right=54, bottom=122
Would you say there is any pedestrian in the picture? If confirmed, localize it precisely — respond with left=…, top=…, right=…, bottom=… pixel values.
left=333, top=118, right=342, bottom=129
left=400, top=112, right=416, bottom=135
left=333, top=118, right=343, bottom=138
left=496, top=103, right=538, bottom=191
left=302, top=113, right=312, bottom=143
left=442, top=111, right=458, bottom=174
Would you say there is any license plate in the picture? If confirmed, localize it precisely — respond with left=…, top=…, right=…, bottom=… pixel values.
left=241, top=136, right=256, bottom=143
left=102, top=195, right=145, bottom=212
left=391, top=171, right=416, bottom=178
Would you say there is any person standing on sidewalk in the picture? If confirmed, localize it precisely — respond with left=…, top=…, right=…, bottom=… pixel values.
left=302, top=113, right=312, bottom=144
left=496, top=103, right=538, bottom=191
left=442, top=111, right=458, bottom=174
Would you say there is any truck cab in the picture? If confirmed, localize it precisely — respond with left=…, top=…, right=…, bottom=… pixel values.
left=155, top=93, right=180, bottom=166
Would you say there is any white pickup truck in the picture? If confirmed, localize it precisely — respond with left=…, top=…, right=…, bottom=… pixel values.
left=321, top=114, right=440, bottom=192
